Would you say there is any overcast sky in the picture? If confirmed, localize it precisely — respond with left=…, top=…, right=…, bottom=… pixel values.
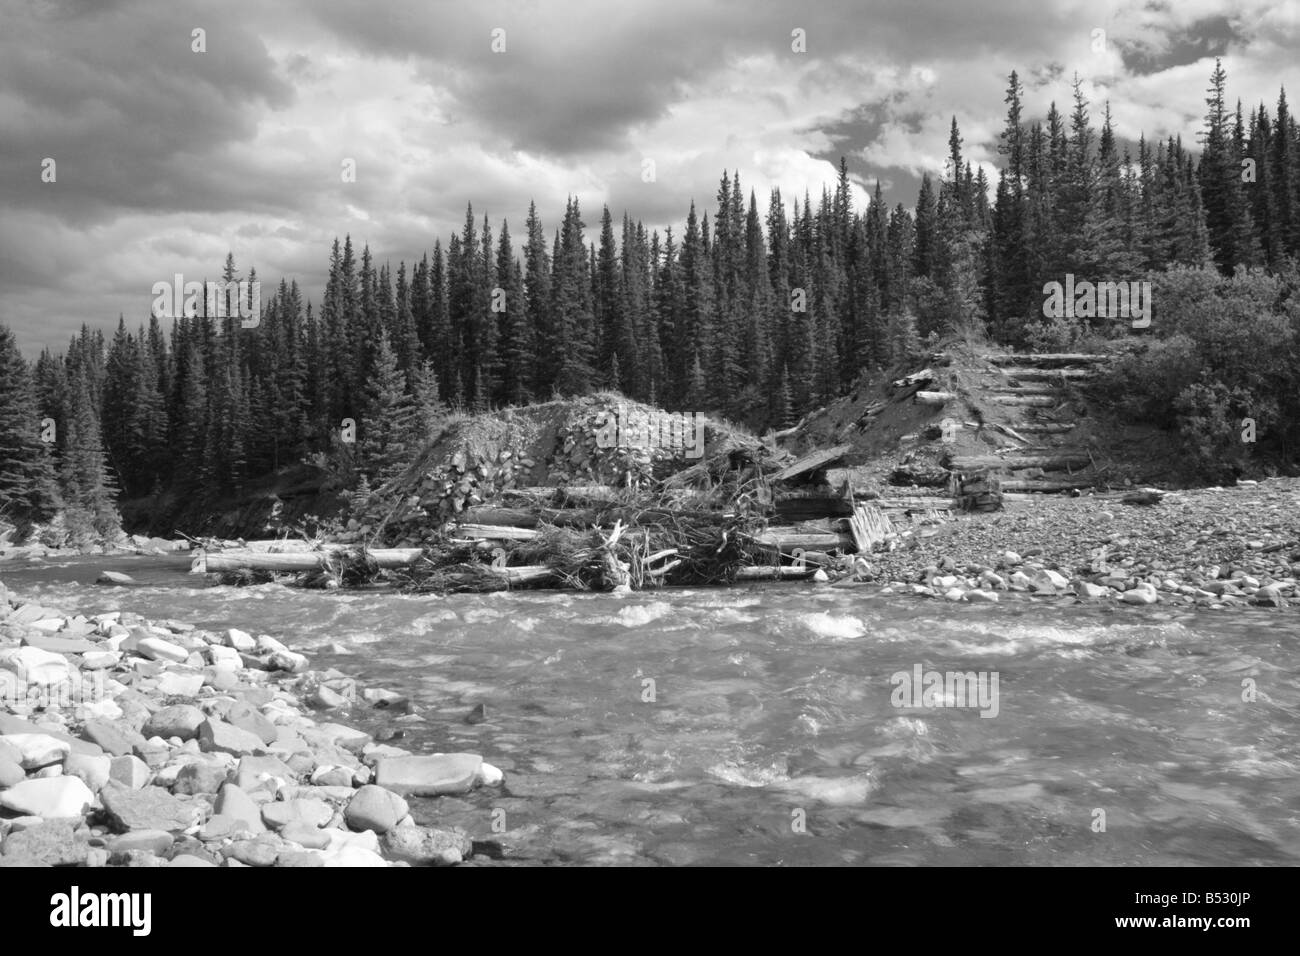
left=2, top=0, right=1298, bottom=355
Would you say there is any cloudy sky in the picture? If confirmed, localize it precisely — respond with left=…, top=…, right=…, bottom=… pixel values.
left=2, top=0, right=1297, bottom=355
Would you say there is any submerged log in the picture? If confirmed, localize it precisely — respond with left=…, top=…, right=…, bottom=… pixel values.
left=194, top=548, right=422, bottom=573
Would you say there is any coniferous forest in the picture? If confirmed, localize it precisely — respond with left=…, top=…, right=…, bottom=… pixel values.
left=3, top=63, right=1300, bottom=542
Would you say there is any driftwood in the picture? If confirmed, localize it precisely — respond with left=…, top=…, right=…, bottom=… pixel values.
left=483, top=565, right=556, bottom=585
left=774, top=494, right=854, bottom=521
left=194, top=548, right=422, bottom=573
left=734, top=566, right=817, bottom=581
left=453, top=524, right=539, bottom=541
left=458, top=507, right=541, bottom=527
left=1013, top=422, right=1076, bottom=433
left=989, top=353, right=1110, bottom=367
left=848, top=505, right=893, bottom=552
left=991, top=394, right=1058, bottom=406
left=995, top=478, right=1098, bottom=492
left=891, top=368, right=933, bottom=389
left=771, top=444, right=852, bottom=482
left=1003, top=368, right=1097, bottom=381
left=914, top=390, right=956, bottom=405
left=948, top=454, right=1093, bottom=471
left=752, top=529, right=849, bottom=551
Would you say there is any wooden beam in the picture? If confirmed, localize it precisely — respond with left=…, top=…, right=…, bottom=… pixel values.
left=914, top=390, right=956, bottom=405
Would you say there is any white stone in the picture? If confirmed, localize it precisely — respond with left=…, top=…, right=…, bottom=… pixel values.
left=476, top=762, right=504, bottom=787
left=155, top=671, right=205, bottom=697
left=208, top=645, right=243, bottom=668
left=1, top=733, right=72, bottom=769
left=225, top=628, right=256, bottom=652
left=0, top=775, right=95, bottom=819
left=136, top=637, right=189, bottom=664
left=0, top=646, right=73, bottom=685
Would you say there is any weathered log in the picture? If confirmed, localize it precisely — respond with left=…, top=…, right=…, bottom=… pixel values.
left=752, top=528, right=850, bottom=551
left=771, top=444, right=853, bottom=482
left=194, top=549, right=422, bottom=573
left=459, top=507, right=541, bottom=528
left=914, top=390, right=956, bottom=405
left=1012, top=422, right=1076, bottom=433
left=994, top=478, right=1098, bottom=492
left=988, top=353, right=1110, bottom=367
left=1002, top=368, right=1097, bottom=381
left=889, top=464, right=949, bottom=487
left=891, top=368, right=933, bottom=389
left=991, top=394, right=1058, bottom=406
left=482, top=565, right=556, bottom=585
left=948, top=454, right=1093, bottom=470
left=874, top=497, right=956, bottom=511
left=848, top=504, right=893, bottom=552
left=454, top=524, right=539, bottom=541
left=734, top=566, right=817, bottom=581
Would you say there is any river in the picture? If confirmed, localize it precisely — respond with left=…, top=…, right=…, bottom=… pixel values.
left=3, top=554, right=1297, bottom=866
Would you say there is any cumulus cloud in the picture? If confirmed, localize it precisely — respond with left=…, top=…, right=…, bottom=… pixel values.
left=1, top=0, right=1297, bottom=353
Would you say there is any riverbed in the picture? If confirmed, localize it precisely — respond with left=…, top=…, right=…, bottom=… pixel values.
left=3, top=554, right=1297, bottom=866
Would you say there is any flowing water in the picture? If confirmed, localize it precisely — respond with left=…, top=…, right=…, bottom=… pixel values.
left=3, top=554, right=1298, bottom=866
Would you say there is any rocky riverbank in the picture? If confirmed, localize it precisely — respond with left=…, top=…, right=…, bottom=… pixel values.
left=846, top=477, right=1299, bottom=609
left=0, top=579, right=503, bottom=867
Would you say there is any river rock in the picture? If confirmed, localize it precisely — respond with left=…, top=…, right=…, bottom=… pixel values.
left=280, top=821, right=332, bottom=849
left=100, top=782, right=207, bottom=833
left=174, top=759, right=231, bottom=795
left=261, top=797, right=332, bottom=830
left=0, top=646, right=72, bottom=684
left=169, top=853, right=216, bottom=867
left=375, top=753, right=483, bottom=796
left=276, top=848, right=325, bottom=867
left=135, top=637, right=189, bottom=664
left=226, top=838, right=279, bottom=867
left=1, top=733, right=71, bottom=769
left=109, top=755, right=152, bottom=789
left=21, top=635, right=99, bottom=654
left=143, top=704, right=206, bottom=741
left=476, top=762, right=504, bottom=786
left=0, top=756, right=23, bottom=788
left=1121, top=583, right=1159, bottom=605
left=198, top=719, right=264, bottom=757
left=225, top=701, right=278, bottom=745
left=108, top=829, right=174, bottom=858
left=208, top=644, right=242, bottom=669
left=1253, top=584, right=1288, bottom=608
left=155, top=670, right=205, bottom=698
left=310, top=765, right=353, bottom=787
left=96, top=571, right=138, bottom=586
left=963, top=589, right=999, bottom=603
left=344, top=785, right=409, bottom=834
left=380, top=823, right=472, bottom=866
left=234, top=754, right=298, bottom=793
left=268, top=650, right=309, bottom=673
left=81, top=719, right=145, bottom=757
left=63, top=752, right=112, bottom=792
left=0, top=776, right=95, bottom=819
left=1, top=819, right=89, bottom=866
left=214, top=783, right=266, bottom=833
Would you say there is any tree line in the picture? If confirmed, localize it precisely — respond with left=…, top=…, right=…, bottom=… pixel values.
left=1, top=59, right=1298, bottom=539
